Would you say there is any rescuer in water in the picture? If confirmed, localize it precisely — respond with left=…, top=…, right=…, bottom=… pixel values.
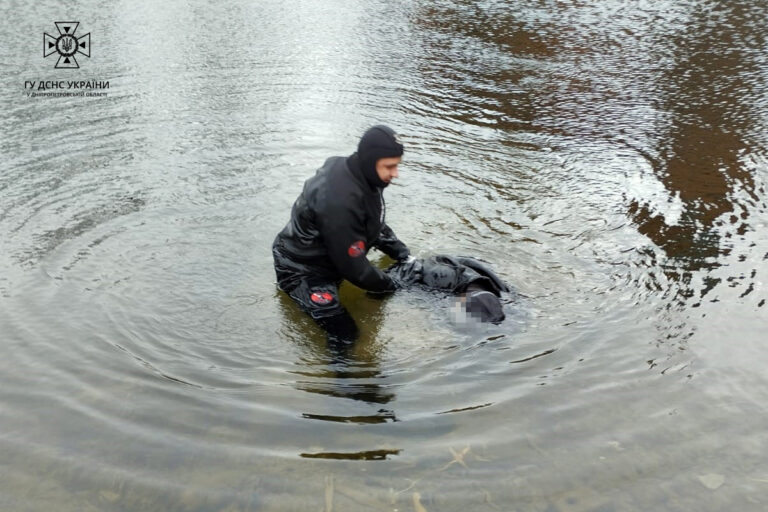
left=272, top=125, right=409, bottom=344
left=272, top=126, right=509, bottom=346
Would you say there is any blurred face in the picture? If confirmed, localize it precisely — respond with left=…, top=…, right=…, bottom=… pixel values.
left=376, top=156, right=401, bottom=185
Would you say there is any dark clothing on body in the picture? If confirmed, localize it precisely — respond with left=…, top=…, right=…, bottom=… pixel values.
left=386, top=255, right=510, bottom=296
left=386, top=255, right=510, bottom=323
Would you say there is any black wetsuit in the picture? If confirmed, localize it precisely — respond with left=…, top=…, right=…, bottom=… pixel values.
left=272, top=126, right=408, bottom=342
left=273, top=155, right=407, bottom=299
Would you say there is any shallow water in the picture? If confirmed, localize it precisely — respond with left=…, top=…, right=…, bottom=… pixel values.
left=2, top=1, right=768, bottom=510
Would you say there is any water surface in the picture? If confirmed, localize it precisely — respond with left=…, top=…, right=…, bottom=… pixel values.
left=2, top=1, right=767, bottom=510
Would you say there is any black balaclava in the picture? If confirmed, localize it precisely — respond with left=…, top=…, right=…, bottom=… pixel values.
left=350, top=125, right=404, bottom=189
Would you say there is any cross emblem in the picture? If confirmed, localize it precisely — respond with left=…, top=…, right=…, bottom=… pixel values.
left=44, top=22, right=90, bottom=69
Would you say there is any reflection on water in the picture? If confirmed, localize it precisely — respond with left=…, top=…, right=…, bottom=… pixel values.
left=1, top=0, right=767, bottom=510
left=278, top=284, right=399, bottom=412
left=632, top=2, right=763, bottom=253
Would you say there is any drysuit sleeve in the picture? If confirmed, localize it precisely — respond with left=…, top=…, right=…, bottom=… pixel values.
left=374, top=223, right=410, bottom=261
left=319, top=203, right=397, bottom=293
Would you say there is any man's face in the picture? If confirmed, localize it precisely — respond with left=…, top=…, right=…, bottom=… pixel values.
left=376, top=156, right=401, bottom=185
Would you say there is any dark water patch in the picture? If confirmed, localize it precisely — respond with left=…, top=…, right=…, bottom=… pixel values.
left=302, top=410, right=399, bottom=425
left=510, top=348, right=557, bottom=364
left=300, top=449, right=401, bottom=461
left=436, top=402, right=493, bottom=415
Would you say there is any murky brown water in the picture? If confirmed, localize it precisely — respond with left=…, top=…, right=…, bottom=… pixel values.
left=2, top=1, right=768, bottom=510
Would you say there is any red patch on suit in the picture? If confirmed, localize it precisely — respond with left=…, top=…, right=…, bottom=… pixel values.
left=310, top=292, right=334, bottom=305
left=347, top=240, right=366, bottom=258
